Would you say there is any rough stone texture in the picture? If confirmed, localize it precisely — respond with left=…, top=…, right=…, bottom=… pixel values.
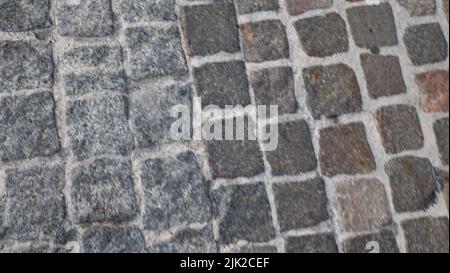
left=286, top=0, right=333, bottom=16
left=385, top=156, right=440, bottom=212
left=404, top=23, right=448, bottom=66
left=150, top=226, right=217, bottom=253
left=266, top=120, right=317, bottom=175
left=441, top=171, right=449, bottom=210
left=141, top=151, right=211, bottom=230
left=342, top=231, right=399, bottom=253
left=415, top=70, right=449, bottom=113
left=63, top=70, right=128, bottom=97
left=236, top=0, right=279, bottom=14
left=434, top=118, right=449, bottom=165
left=82, top=226, right=147, bottom=253
left=60, top=45, right=122, bottom=68
left=118, top=0, right=177, bottom=22
left=66, top=96, right=134, bottom=160
left=398, top=0, right=436, bottom=16
left=237, top=245, right=278, bottom=253
left=361, top=54, right=407, bottom=99
left=285, top=234, right=338, bottom=253
left=335, top=179, right=392, bottom=232
left=0, top=0, right=51, bottom=32
left=273, top=178, right=329, bottom=231
left=56, top=0, right=115, bottom=37
left=294, top=13, right=349, bottom=57
left=303, top=64, right=362, bottom=119
left=0, top=92, right=60, bottom=162
left=319, top=123, right=376, bottom=176
left=213, top=183, right=276, bottom=245
left=71, top=158, right=138, bottom=224
left=0, top=41, right=54, bottom=92
left=402, top=217, right=449, bottom=253
left=241, top=20, right=290, bottom=63
left=5, top=164, right=66, bottom=241
left=346, top=3, right=398, bottom=50
left=375, top=105, right=424, bottom=154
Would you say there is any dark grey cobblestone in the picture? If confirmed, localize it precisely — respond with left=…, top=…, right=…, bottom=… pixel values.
left=81, top=226, right=147, bottom=253
left=285, top=234, right=338, bottom=253
left=342, top=231, right=399, bottom=253
left=150, top=226, right=217, bottom=253
left=0, top=0, right=51, bottom=32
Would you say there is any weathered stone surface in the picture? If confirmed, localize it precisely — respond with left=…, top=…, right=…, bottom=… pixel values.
left=0, top=92, right=60, bottom=162
left=415, top=70, right=449, bottom=113
left=342, top=231, right=399, bottom=253
left=0, top=41, right=54, bottom=92
left=285, top=234, right=338, bottom=253
left=303, top=64, right=362, bottom=119
left=82, top=226, right=147, bottom=253
left=119, top=0, right=177, bottom=22
left=249, top=66, right=297, bottom=115
left=150, top=226, right=217, bottom=253
left=63, top=70, right=127, bottom=97
left=241, top=20, right=289, bottom=63
left=434, top=118, right=449, bottom=165
left=398, top=0, right=436, bottom=16
left=71, top=158, right=138, bottom=224
left=286, top=0, right=333, bottom=16
left=375, top=105, right=424, bottom=154
left=385, top=156, right=440, bottom=212
left=130, top=84, right=191, bottom=148
left=141, top=151, right=211, bottom=230
left=237, top=245, right=278, bottom=253
left=347, top=3, right=398, bottom=49
left=125, top=26, right=187, bottom=81
left=0, top=0, right=51, bottom=32
left=60, top=45, right=122, bottom=68
left=5, top=164, right=65, bottom=241
left=404, top=23, right=448, bottom=66
left=236, top=0, right=279, bottom=14
left=66, top=96, right=134, bottom=160
left=181, top=2, right=240, bottom=56
left=361, top=54, right=407, bottom=99
left=319, top=123, right=376, bottom=176
left=194, top=61, right=251, bottom=108
left=266, top=121, right=317, bottom=176
left=213, top=183, right=275, bottom=245
left=56, top=0, right=115, bottom=37
left=402, top=217, right=449, bottom=253
left=294, top=13, right=349, bottom=57
left=335, top=179, right=392, bottom=232
left=273, top=178, right=328, bottom=231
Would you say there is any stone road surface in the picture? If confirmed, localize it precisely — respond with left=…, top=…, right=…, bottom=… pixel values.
left=0, top=0, right=449, bottom=253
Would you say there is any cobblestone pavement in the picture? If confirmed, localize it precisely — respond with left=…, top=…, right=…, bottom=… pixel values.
left=0, top=0, right=449, bottom=253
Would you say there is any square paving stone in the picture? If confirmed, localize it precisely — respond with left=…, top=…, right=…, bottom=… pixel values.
left=0, top=41, right=54, bottom=92
left=398, top=0, right=436, bottom=16
left=404, top=23, right=448, bottom=66
left=125, top=26, right=187, bottom=81
left=402, top=217, right=449, bottom=253
left=319, top=122, right=376, bottom=177
left=141, top=151, right=211, bottom=230
left=285, top=234, right=338, bottom=253
left=236, top=0, right=279, bottom=14
left=63, top=70, right=128, bottom=97
left=241, top=20, right=289, bottom=63
left=342, top=231, right=399, bottom=253
left=150, top=226, right=217, bottom=253
left=375, top=105, right=424, bottom=154
left=294, top=13, right=349, bottom=57
left=118, top=0, right=177, bottom=22
left=0, top=0, right=51, bottom=32
left=361, top=54, right=407, bottom=99
left=286, top=0, right=333, bottom=16
left=71, top=158, right=138, bottom=224
left=415, top=70, right=449, bottom=113
left=130, top=84, right=192, bottom=148
left=385, top=156, right=440, bottom=212
left=303, top=64, right=362, bottom=119
left=335, top=179, right=392, bottom=232
left=181, top=2, right=240, bottom=56
left=194, top=61, right=251, bottom=108
left=0, top=92, right=60, bottom=162
left=249, top=67, right=297, bottom=115
left=346, top=3, right=398, bottom=49
left=213, top=182, right=275, bottom=245
left=66, top=96, right=134, bottom=160
left=59, top=45, right=122, bottom=68
left=5, top=163, right=66, bottom=241
left=434, top=118, right=449, bottom=165
left=56, top=0, right=115, bottom=37
left=266, top=120, right=317, bottom=176
left=82, top=226, right=147, bottom=253
left=273, top=178, right=328, bottom=231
